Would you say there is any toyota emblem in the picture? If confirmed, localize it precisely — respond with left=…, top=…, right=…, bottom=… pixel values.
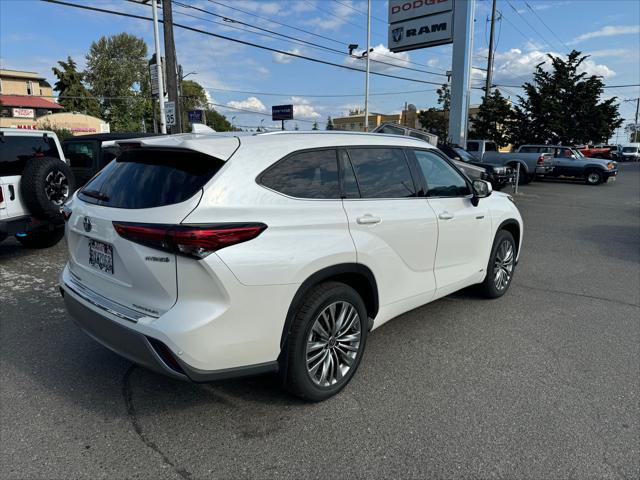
left=83, top=216, right=92, bottom=233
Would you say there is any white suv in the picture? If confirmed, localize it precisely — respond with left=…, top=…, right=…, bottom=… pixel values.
left=1, top=128, right=74, bottom=248
left=59, top=132, right=523, bottom=401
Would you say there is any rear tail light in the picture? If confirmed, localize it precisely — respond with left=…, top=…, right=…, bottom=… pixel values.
left=112, top=222, right=267, bottom=259
left=537, top=155, right=546, bottom=165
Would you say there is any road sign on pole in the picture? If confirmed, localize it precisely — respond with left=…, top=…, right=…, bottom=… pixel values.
left=165, top=101, right=176, bottom=127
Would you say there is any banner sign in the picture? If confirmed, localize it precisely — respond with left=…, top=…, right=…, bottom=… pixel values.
left=272, top=104, right=294, bottom=121
left=12, top=108, right=35, bottom=119
left=188, top=110, right=204, bottom=123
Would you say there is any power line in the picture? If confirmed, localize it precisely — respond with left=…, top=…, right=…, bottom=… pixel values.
left=172, top=1, right=448, bottom=78
left=203, top=87, right=439, bottom=98
left=332, top=0, right=387, bottom=24
left=303, top=0, right=386, bottom=41
left=505, top=0, right=552, bottom=50
left=523, top=1, right=571, bottom=52
left=41, top=0, right=456, bottom=88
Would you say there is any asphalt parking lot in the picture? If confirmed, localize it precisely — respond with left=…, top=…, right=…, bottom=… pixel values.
left=1, top=164, right=638, bottom=480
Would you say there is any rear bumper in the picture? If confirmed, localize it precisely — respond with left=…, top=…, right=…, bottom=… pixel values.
left=0, top=215, right=64, bottom=236
left=59, top=263, right=286, bottom=382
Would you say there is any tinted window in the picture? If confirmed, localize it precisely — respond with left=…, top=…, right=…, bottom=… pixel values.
left=260, top=149, right=339, bottom=199
left=0, top=135, right=60, bottom=176
left=518, top=146, right=537, bottom=153
left=79, top=148, right=223, bottom=209
left=64, top=141, right=96, bottom=168
left=467, top=141, right=479, bottom=152
left=338, top=150, right=360, bottom=198
left=485, top=142, right=497, bottom=152
left=413, top=150, right=470, bottom=197
left=347, top=148, right=416, bottom=198
left=377, top=125, right=405, bottom=135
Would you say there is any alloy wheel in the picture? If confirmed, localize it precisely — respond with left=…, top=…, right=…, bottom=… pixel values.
left=306, top=301, right=361, bottom=387
left=587, top=172, right=601, bottom=184
left=44, top=170, right=69, bottom=206
left=493, top=239, right=515, bottom=291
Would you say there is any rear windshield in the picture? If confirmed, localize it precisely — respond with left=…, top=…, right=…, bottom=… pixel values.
left=78, top=148, right=224, bottom=209
left=622, top=146, right=638, bottom=153
left=0, top=135, right=61, bottom=176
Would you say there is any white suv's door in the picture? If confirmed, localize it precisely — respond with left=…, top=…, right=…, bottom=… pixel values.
left=340, top=148, right=438, bottom=308
left=411, top=149, right=492, bottom=296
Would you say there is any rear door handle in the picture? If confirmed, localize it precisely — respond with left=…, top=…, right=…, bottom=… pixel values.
left=356, top=214, right=381, bottom=225
left=438, top=211, right=454, bottom=220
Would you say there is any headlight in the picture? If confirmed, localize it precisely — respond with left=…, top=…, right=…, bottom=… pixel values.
left=494, top=167, right=506, bottom=174
left=607, top=163, right=614, bottom=170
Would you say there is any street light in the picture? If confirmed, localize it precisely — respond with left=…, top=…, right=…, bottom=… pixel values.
left=181, top=71, right=197, bottom=80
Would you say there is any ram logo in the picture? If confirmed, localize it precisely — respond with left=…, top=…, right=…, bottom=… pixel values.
left=392, top=27, right=404, bottom=42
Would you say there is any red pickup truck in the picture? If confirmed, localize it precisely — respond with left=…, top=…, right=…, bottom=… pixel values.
left=577, top=146, right=612, bottom=159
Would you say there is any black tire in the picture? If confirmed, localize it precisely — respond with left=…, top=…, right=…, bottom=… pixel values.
left=509, top=164, right=531, bottom=185
left=281, top=281, right=368, bottom=402
left=479, top=230, right=517, bottom=299
left=15, top=227, right=64, bottom=249
left=492, top=183, right=505, bottom=191
left=0, top=232, right=7, bottom=244
left=584, top=169, right=603, bottom=185
left=20, top=157, right=75, bottom=219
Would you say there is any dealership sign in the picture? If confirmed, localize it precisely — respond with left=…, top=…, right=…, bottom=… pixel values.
left=12, top=108, right=35, bottom=119
left=388, top=0, right=453, bottom=53
left=389, top=0, right=453, bottom=23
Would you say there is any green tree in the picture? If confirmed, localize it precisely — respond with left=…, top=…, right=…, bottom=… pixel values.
left=85, top=33, right=150, bottom=132
left=52, top=57, right=100, bottom=116
left=417, top=83, right=450, bottom=141
left=509, top=50, right=622, bottom=146
left=469, top=89, right=513, bottom=147
left=312, top=121, right=319, bottom=130
left=326, top=116, right=335, bottom=130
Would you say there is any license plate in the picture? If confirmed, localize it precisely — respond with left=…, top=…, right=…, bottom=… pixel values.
left=89, top=239, right=114, bottom=274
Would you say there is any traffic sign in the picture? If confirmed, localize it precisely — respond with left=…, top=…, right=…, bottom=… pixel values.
left=165, top=101, right=176, bottom=127
left=188, top=110, right=204, bottom=124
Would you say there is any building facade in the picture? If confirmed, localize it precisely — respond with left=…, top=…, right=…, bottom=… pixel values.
left=0, top=69, right=64, bottom=129
left=0, top=69, right=109, bottom=135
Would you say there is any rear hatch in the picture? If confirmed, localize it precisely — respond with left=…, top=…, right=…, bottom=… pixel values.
left=66, top=142, right=235, bottom=317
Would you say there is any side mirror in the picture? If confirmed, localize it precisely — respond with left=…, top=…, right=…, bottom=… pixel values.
left=471, top=180, right=492, bottom=206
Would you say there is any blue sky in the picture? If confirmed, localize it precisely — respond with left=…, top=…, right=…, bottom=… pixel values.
left=1, top=0, right=639, bottom=138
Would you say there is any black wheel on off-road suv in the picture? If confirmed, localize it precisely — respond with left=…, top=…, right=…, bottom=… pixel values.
left=20, top=157, right=75, bottom=219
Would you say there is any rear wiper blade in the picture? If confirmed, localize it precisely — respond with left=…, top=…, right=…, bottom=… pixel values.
left=81, top=189, right=110, bottom=202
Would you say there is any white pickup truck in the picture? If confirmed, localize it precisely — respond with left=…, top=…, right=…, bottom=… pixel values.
left=467, top=139, right=554, bottom=184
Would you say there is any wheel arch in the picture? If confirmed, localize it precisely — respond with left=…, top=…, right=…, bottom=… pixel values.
left=506, top=160, right=529, bottom=174
left=280, top=263, right=379, bottom=350
left=497, top=219, right=521, bottom=255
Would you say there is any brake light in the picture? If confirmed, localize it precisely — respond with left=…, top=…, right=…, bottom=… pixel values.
left=537, top=155, right=546, bottom=165
left=112, top=222, right=267, bottom=259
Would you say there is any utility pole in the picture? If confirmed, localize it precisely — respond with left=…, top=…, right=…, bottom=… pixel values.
left=363, top=0, right=371, bottom=132
left=162, top=0, right=181, bottom=133
left=485, top=0, right=497, bottom=100
left=151, top=0, right=166, bottom=133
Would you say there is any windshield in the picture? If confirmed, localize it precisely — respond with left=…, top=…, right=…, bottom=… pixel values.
left=572, top=148, right=584, bottom=157
left=453, top=147, right=479, bottom=163
left=622, top=147, right=639, bottom=153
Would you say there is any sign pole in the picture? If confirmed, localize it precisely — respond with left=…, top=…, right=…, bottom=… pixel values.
left=448, top=0, right=475, bottom=147
left=364, top=0, right=371, bottom=132
left=151, top=0, right=166, bottom=134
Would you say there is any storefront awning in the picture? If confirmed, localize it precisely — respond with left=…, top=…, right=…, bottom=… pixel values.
left=0, top=95, right=63, bottom=109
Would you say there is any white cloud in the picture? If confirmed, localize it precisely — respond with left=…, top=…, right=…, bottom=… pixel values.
left=586, top=49, right=631, bottom=59
left=272, top=48, right=302, bottom=64
left=571, top=25, right=640, bottom=44
left=289, top=97, right=321, bottom=119
left=226, top=96, right=266, bottom=112
left=305, top=0, right=359, bottom=30
left=492, top=48, right=616, bottom=84
left=345, top=44, right=412, bottom=73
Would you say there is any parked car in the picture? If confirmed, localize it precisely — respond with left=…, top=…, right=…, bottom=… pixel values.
left=577, top=145, right=613, bottom=159
left=373, top=122, right=438, bottom=146
left=59, top=131, right=523, bottom=401
left=516, top=144, right=618, bottom=185
left=438, top=144, right=515, bottom=191
left=62, top=133, right=163, bottom=187
left=1, top=128, right=74, bottom=248
left=620, top=143, right=640, bottom=162
left=467, top=139, right=554, bottom=184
